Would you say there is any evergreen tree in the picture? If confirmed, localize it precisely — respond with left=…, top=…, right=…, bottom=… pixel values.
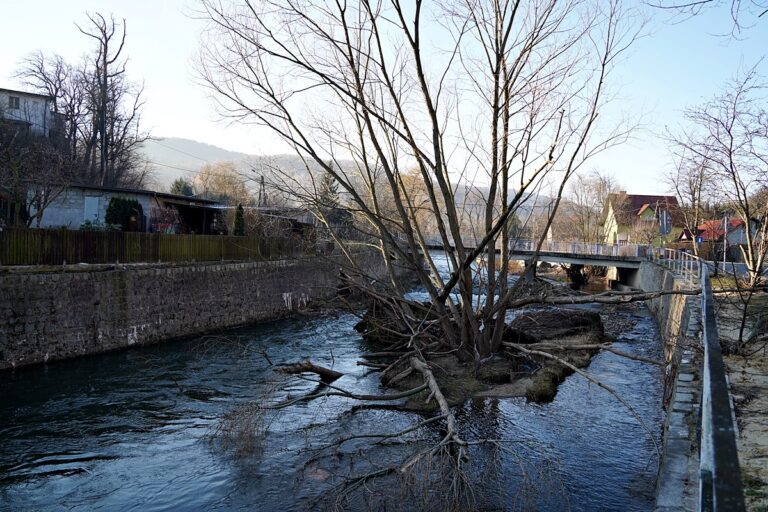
left=105, top=197, right=143, bottom=231
left=318, top=170, right=350, bottom=225
left=233, top=203, right=245, bottom=236
left=169, top=178, right=194, bottom=197
left=318, top=170, right=340, bottom=209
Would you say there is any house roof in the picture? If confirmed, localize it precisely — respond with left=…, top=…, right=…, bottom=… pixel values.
left=605, top=193, right=683, bottom=226
left=697, top=218, right=745, bottom=241
left=0, top=87, right=54, bottom=101
left=69, top=184, right=219, bottom=205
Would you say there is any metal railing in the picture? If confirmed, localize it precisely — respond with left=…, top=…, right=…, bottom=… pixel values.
left=509, top=239, right=650, bottom=258
left=698, top=267, right=745, bottom=511
left=648, top=247, right=705, bottom=287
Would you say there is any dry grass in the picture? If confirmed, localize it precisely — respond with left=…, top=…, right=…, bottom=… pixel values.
left=209, top=381, right=284, bottom=457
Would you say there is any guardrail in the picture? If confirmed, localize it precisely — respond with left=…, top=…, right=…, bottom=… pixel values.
left=648, top=247, right=705, bottom=287
left=698, top=267, right=745, bottom=511
left=510, top=239, right=650, bottom=258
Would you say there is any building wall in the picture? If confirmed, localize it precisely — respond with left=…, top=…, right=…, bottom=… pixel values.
left=602, top=202, right=618, bottom=244
left=36, top=188, right=155, bottom=230
left=0, top=252, right=406, bottom=370
left=0, top=91, right=52, bottom=136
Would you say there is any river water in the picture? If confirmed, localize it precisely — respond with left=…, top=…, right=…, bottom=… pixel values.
left=0, top=260, right=666, bottom=511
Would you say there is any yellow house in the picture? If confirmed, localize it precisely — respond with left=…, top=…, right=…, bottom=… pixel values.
left=601, top=192, right=684, bottom=247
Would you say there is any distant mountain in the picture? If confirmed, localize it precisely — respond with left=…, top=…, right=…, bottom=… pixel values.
left=140, top=137, right=323, bottom=191
left=139, top=138, right=553, bottom=220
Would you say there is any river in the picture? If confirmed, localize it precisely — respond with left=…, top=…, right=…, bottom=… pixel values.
left=0, top=260, right=665, bottom=511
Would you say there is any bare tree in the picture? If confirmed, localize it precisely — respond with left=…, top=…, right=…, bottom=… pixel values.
left=0, top=123, right=73, bottom=227
left=672, top=68, right=768, bottom=351
left=193, top=161, right=254, bottom=205
left=17, top=13, right=150, bottom=188
left=565, top=170, right=620, bottom=243
left=197, top=0, right=644, bottom=502
left=648, top=0, right=768, bottom=33
left=665, top=148, right=714, bottom=257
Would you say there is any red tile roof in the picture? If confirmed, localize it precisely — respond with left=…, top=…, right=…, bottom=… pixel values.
left=606, top=193, right=682, bottom=226
left=696, top=218, right=745, bottom=241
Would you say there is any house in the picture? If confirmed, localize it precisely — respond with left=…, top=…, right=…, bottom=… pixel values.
left=0, top=88, right=57, bottom=138
left=680, top=218, right=761, bottom=263
left=33, top=184, right=225, bottom=234
left=602, top=192, right=684, bottom=246
left=250, top=206, right=317, bottom=226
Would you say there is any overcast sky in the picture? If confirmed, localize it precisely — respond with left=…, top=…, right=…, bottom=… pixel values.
left=1, top=1, right=766, bottom=194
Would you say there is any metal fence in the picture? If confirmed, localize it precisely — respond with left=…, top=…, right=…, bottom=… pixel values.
left=0, top=228, right=305, bottom=266
left=698, top=267, right=745, bottom=511
left=509, top=239, right=650, bottom=258
left=648, top=247, right=705, bottom=287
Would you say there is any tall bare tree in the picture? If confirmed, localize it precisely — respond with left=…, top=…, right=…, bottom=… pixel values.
left=17, top=13, right=150, bottom=188
left=672, top=68, right=768, bottom=351
left=198, top=0, right=644, bottom=496
left=665, top=148, right=713, bottom=257
left=566, top=170, right=620, bottom=243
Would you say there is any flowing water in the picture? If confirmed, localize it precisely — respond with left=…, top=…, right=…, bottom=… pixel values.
left=0, top=257, right=665, bottom=511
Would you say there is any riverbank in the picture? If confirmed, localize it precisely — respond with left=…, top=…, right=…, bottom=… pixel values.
left=0, top=251, right=411, bottom=370
left=718, top=295, right=768, bottom=511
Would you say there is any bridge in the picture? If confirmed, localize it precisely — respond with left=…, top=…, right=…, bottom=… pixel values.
left=508, top=240, right=647, bottom=268
left=425, top=235, right=745, bottom=510
left=425, top=237, right=648, bottom=268
left=424, top=238, right=719, bottom=288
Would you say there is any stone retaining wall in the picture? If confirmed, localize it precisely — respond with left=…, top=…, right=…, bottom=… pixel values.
left=0, top=252, right=397, bottom=370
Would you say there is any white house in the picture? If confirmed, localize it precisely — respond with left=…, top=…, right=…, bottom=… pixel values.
left=35, top=184, right=223, bottom=234
left=0, top=87, right=56, bottom=137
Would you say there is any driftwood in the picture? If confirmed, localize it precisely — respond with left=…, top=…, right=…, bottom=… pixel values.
left=509, top=288, right=701, bottom=308
left=275, top=359, right=344, bottom=383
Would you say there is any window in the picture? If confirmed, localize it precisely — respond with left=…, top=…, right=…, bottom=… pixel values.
left=8, top=96, right=20, bottom=110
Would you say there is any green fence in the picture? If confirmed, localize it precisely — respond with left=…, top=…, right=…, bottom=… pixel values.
left=0, top=228, right=304, bottom=266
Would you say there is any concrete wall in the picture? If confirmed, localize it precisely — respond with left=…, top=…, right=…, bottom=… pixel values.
left=0, top=253, right=394, bottom=370
left=638, top=262, right=701, bottom=362
left=638, top=262, right=702, bottom=511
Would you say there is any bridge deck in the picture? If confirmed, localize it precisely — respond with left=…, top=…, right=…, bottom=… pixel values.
left=423, top=240, right=648, bottom=269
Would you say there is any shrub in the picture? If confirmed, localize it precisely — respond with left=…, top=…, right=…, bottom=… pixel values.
left=105, top=197, right=144, bottom=231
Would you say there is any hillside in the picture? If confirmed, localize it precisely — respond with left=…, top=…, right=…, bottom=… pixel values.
left=139, top=137, right=553, bottom=222
left=140, top=137, right=320, bottom=191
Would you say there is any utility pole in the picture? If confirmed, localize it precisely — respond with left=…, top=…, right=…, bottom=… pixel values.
left=259, top=175, right=267, bottom=207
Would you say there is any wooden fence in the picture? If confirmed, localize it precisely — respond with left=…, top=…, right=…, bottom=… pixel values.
left=0, top=228, right=305, bottom=266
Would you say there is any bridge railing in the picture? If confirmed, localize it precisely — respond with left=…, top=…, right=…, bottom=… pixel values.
left=648, top=247, right=704, bottom=287
left=698, top=267, right=746, bottom=511
left=509, top=239, right=650, bottom=258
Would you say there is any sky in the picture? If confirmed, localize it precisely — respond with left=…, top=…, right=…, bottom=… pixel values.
left=1, top=1, right=767, bottom=195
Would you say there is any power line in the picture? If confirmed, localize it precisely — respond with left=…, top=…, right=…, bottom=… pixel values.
left=147, top=160, right=201, bottom=176
left=151, top=139, right=214, bottom=164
